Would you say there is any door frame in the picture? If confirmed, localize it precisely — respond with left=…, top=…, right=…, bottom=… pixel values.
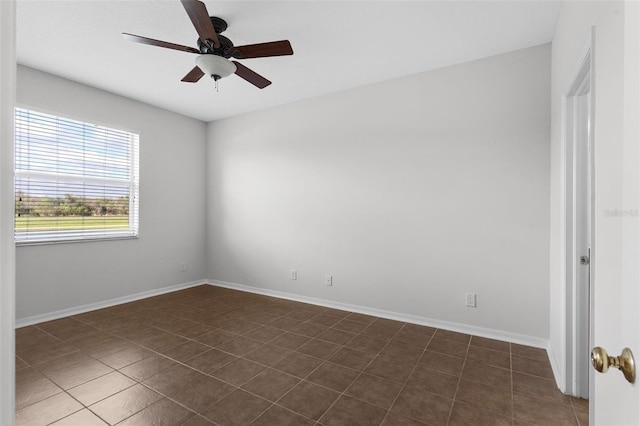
left=563, top=29, right=595, bottom=398
left=0, top=1, right=16, bottom=424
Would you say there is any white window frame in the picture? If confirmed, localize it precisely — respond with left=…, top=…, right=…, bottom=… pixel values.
left=14, top=107, right=139, bottom=245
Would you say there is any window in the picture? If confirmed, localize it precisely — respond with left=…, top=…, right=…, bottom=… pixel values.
left=14, top=108, right=139, bottom=244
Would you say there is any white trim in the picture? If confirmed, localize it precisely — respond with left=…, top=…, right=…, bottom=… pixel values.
left=206, top=279, right=550, bottom=349
left=557, top=88, right=568, bottom=393
left=14, top=273, right=554, bottom=362
left=0, top=1, right=16, bottom=424
left=16, top=233, right=139, bottom=247
left=565, top=31, right=596, bottom=94
left=15, top=280, right=207, bottom=328
left=561, top=28, right=595, bottom=398
left=548, top=342, right=563, bottom=390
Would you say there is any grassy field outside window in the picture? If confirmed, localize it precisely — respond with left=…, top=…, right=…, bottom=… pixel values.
left=15, top=215, right=128, bottom=232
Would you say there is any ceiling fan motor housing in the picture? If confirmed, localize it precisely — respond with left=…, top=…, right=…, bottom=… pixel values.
left=197, top=17, right=234, bottom=55
left=198, top=34, right=233, bottom=55
left=210, top=16, right=228, bottom=33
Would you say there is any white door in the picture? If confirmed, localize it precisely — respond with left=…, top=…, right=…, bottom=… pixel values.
left=591, top=1, right=640, bottom=424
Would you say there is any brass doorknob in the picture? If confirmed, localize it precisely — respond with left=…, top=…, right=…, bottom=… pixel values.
left=591, top=346, right=636, bottom=383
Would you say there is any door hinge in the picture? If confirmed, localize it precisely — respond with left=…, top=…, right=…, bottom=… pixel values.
left=580, top=255, right=590, bottom=265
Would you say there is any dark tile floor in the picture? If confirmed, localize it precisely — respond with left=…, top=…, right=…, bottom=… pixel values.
left=15, top=285, right=588, bottom=425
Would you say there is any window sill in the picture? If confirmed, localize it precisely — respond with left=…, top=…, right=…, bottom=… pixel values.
left=15, top=234, right=139, bottom=247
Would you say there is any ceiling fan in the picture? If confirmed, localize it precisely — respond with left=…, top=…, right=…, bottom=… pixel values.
left=122, top=0, right=293, bottom=89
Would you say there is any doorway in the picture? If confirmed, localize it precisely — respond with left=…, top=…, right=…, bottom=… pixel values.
left=564, top=37, right=594, bottom=399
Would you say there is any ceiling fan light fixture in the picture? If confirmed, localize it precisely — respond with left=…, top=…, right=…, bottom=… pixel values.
left=195, top=54, right=236, bottom=80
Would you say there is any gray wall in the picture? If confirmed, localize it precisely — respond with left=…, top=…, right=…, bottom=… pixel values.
left=15, top=44, right=552, bottom=344
left=15, top=66, right=207, bottom=320
left=206, top=44, right=551, bottom=340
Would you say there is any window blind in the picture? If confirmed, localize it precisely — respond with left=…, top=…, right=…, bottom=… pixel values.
left=14, top=108, right=139, bottom=244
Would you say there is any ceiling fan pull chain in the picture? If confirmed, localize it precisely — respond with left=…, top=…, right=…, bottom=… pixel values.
left=215, top=79, right=219, bottom=92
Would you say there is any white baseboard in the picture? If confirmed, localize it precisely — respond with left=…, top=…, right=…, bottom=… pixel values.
left=547, top=343, right=566, bottom=393
left=15, top=280, right=207, bottom=328
left=15, top=276, right=552, bottom=354
left=15, top=276, right=559, bottom=386
left=207, top=279, right=550, bottom=349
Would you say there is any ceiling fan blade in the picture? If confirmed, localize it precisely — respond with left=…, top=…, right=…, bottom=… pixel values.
left=232, top=61, right=271, bottom=89
left=181, top=66, right=205, bottom=83
left=122, top=33, right=200, bottom=54
left=181, top=0, right=220, bottom=49
left=229, top=40, right=293, bottom=59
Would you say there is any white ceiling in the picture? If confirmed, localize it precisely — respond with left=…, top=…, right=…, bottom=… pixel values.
left=16, top=1, right=561, bottom=122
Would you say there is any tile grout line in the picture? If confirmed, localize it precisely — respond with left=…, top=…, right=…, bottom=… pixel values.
left=238, top=310, right=368, bottom=425
left=16, top=287, right=564, bottom=426
left=315, top=320, right=410, bottom=425
left=443, top=334, right=472, bottom=426
left=95, top=304, right=347, bottom=424
left=24, top=309, right=261, bottom=424
left=27, top=301, right=331, bottom=423
left=376, top=326, right=458, bottom=426
left=188, top=307, right=374, bottom=425
left=268, top=319, right=401, bottom=425
left=511, top=342, right=515, bottom=426
left=24, top=318, right=429, bottom=425
left=17, top=323, right=129, bottom=421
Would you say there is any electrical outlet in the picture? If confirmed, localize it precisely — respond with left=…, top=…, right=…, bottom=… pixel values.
left=465, top=293, right=476, bottom=307
left=290, top=269, right=297, bottom=280
left=325, top=275, right=333, bottom=286
left=180, top=262, right=186, bottom=272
